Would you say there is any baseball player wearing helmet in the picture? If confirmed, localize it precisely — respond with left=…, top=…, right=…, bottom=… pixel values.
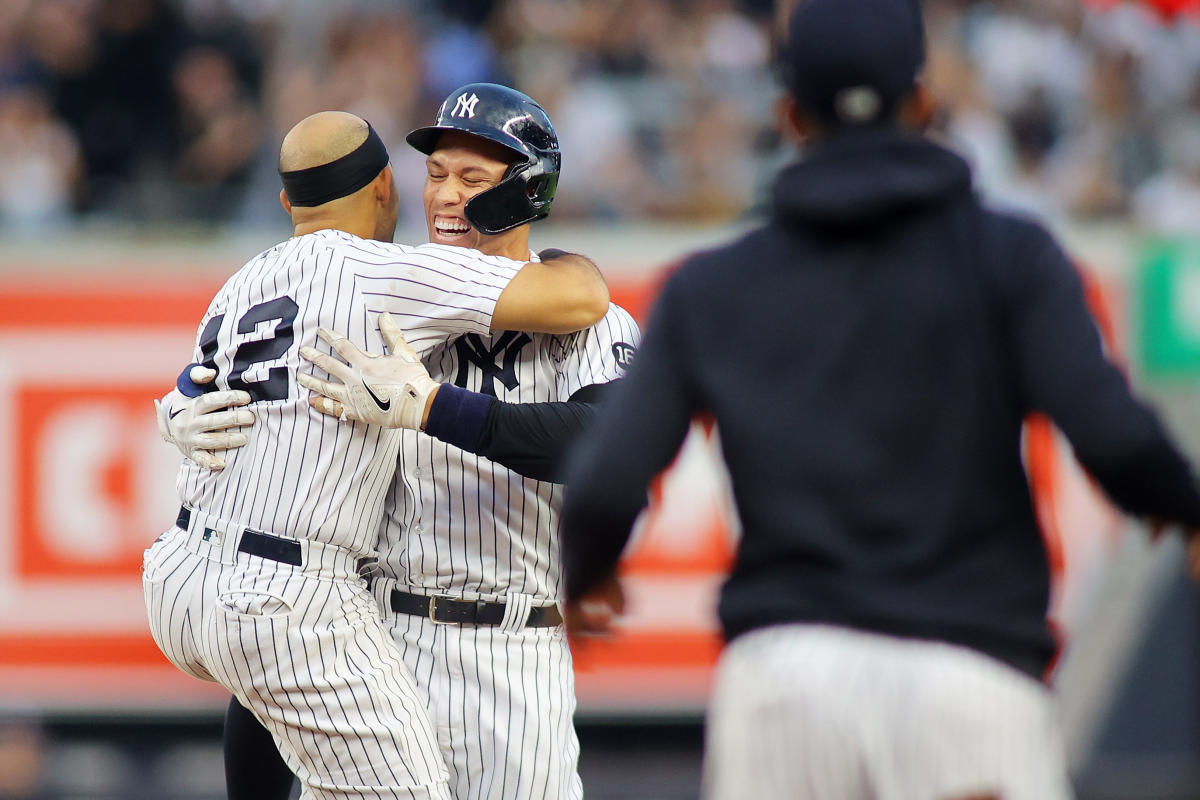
left=162, top=85, right=638, bottom=800
left=144, top=110, right=609, bottom=800
left=556, top=1, right=1200, bottom=799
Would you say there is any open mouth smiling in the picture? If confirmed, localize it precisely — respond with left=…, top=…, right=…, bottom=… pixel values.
left=435, top=216, right=471, bottom=239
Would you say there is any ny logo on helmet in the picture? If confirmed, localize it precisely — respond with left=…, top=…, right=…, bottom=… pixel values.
left=452, top=92, right=480, bottom=119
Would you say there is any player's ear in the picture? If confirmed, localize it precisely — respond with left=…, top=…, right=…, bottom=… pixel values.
left=280, top=188, right=292, bottom=215
left=778, top=95, right=815, bottom=147
left=899, top=82, right=937, bottom=132
left=374, top=165, right=395, bottom=204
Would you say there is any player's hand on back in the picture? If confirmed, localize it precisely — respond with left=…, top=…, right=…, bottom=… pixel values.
left=1147, top=517, right=1200, bottom=583
left=155, top=365, right=255, bottom=471
left=1186, top=532, right=1200, bottom=582
left=564, top=572, right=626, bottom=640
left=298, top=311, right=440, bottom=430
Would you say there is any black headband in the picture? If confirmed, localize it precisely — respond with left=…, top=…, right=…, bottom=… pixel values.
left=279, top=123, right=390, bottom=207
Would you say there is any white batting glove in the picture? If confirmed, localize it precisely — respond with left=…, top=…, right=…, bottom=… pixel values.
left=155, top=365, right=255, bottom=471
left=298, top=311, right=439, bottom=430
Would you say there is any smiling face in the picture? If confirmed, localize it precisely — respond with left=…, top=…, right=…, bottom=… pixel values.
left=422, top=130, right=530, bottom=260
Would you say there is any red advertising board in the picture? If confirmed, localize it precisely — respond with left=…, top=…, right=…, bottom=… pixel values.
left=0, top=282, right=226, bottom=709
left=0, top=270, right=1124, bottom=713
left=0, top=277, right=732, bottom=713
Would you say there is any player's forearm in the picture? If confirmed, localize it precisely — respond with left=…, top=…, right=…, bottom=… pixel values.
left=559, top=419, right=652, bottom=601
left=423, top=384, right=607, bottom=482
left=539, top=250, right=609, bottom=329
left=561, top=285, right=695, bottom=601
left=491, top=250, right=609, bottom=334
left=476, top=397, right=600, bottom=482
left=1011, top=233, right=1200, bottom=525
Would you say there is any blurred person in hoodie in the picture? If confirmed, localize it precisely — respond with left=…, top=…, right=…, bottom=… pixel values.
left=559, top=1, right=1200, bottom=798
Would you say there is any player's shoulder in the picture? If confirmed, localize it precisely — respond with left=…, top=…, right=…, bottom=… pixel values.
left=562, top=303, right=640, bottom=358
left=288, top=233, right=526, bottom=279
left=306, top=230, right=421, bottom=262
left=979, top=204, right=1060, bottom=253
left=600, top=302, right=638, bottom=329
left=209, top=237, right=301, bottom=305
left=296, top=230, right=505, bottom=266
left=974, top=202, right=1071, bottom=281
left=570, top=303, right=639, bottom=337
left=670, top=225, right=767, bottom=286
left=410, top=242, right=528, bottom=271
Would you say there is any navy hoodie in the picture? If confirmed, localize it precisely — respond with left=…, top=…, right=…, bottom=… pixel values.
left=561, top=129, right=1200, bottom=679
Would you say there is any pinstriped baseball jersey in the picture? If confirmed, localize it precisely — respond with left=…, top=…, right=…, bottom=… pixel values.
left=147, top=228, right=535, bottom=799
left=369, top=299, right=638, bottom=800
left=175, top=230, right=527, bottom=556
left=378, top=303, right=641, bottom=602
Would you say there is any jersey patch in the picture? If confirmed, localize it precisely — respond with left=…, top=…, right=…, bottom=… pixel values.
left=453, top=331, right=533, bottom=397
left=611, top=341, right=636, bottom=369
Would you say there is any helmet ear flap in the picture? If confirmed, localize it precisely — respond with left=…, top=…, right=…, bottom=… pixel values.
left=525, top=172, right=555, bottom=203
left=464, top=170, right=536, bottom=234
left=464, top=155, right=559, bottom=234
left=526, top=171, right=559, bottom=219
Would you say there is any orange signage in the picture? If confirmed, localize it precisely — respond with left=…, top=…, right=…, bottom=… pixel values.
left=0, top=271, right=1124, bottom=712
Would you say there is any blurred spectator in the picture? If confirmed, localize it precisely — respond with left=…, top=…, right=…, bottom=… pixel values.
left=926, top=36, right=1019, bottom=200
left=1, top=0, right=1198, bottom=230
left=167, top=44, right=262, bottom=221
left=0, top=716, right=45, bottom=798
left=519, top=55, right=648, bottom=222
left=0, top=0, right=36, bottom=85
left=651, top=94, right=761, bottom=222
left=324, top=10, right=428, bottom=225
left=1052, top=48, right=1158, bottom=217
left=695, top=0, right=770, bottom=75
left=0, top=82, right=81, bottom=232
left=422, top=1, right=505, bottom=100
left=1133, top=110, right=1200, bottom=235
left=29, top=0, right=186, bottom=212
left=1003, top=91, right=1068, bottom=222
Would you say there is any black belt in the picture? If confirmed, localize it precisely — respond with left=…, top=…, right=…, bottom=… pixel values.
left=390, top=590, right=563, bottom=628
left=177, top=505, right=374, bottom=574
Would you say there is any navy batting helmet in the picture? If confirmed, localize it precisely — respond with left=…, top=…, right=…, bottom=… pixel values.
left=406, top=83, right=560, bottom=235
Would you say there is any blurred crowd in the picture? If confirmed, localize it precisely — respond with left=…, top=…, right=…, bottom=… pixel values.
left=927, top=0, right=1200, bottom=234
left=0, top=0, right=1197, bottom=235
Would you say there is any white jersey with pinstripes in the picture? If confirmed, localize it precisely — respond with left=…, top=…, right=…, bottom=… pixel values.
left=175, top=229, right=526, bottom=556
left=372, top=300, right=639, bottom=800
left=379, top=302, right=641, bottom=602
left=145, top=229, right=532, bottom=799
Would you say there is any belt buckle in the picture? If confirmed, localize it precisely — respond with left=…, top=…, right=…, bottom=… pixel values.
left=427, top=595, right=452, bottom=625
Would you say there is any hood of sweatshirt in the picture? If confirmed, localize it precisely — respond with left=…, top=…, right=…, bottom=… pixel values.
left=772, top=128, right=973, bottom=227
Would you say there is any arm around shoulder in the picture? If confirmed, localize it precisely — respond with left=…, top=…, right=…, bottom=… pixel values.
left=491, top=251, right=609, bottom=334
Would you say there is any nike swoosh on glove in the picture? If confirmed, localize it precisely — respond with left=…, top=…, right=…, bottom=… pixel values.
left=298, top=311, right=439, bottom=430
left=155, top=366, right=255, bottom=471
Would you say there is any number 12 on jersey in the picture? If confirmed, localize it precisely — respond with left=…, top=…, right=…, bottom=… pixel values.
left=196, top=296, right=299, bottom=403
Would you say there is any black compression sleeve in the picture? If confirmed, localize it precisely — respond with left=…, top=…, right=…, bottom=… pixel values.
left=224, top=696, right=295, bottom=800
left=475, top=397, right=601, bottom=482
left=422, top=382, right=618, bottom=482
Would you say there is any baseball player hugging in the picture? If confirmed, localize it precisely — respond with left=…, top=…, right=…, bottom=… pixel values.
left=155, top=86, right=637, bottom=800
left=145, top=107, right=611, bottom=800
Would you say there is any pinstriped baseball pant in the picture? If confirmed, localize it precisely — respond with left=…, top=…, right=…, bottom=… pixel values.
left=143, top=514, right=452, bottom=800
left=703, top=624, right=1073, bottom=800
left=373, top=579, right=583, bottom=800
